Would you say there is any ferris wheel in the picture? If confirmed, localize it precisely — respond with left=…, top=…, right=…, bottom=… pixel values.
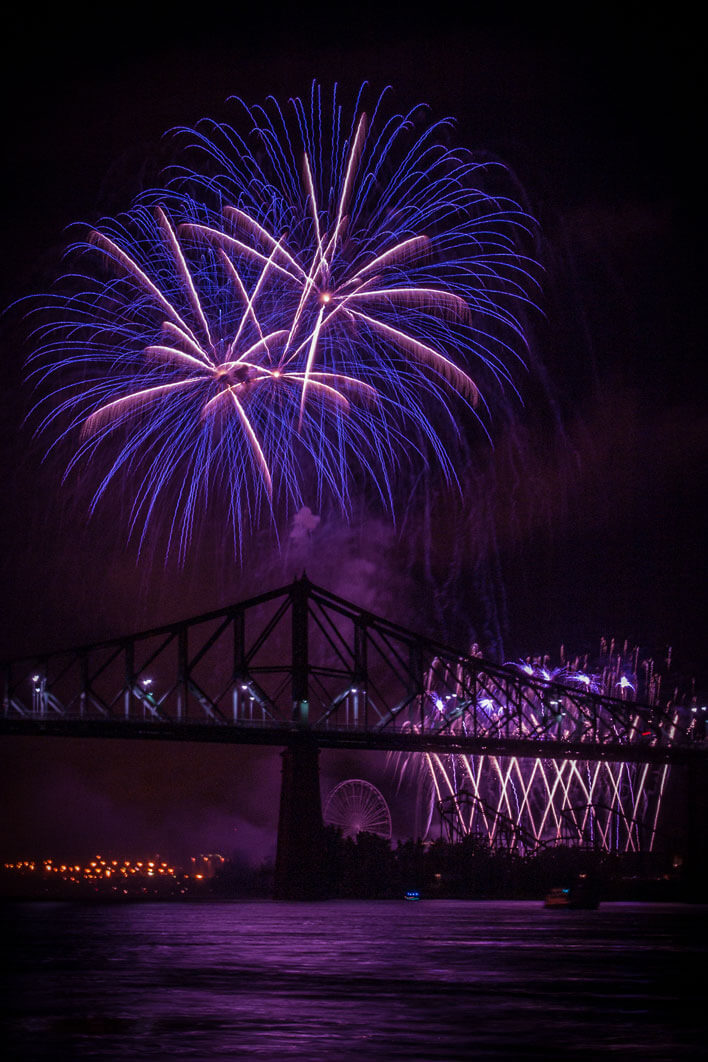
left=323, top=779, right=392, bottom=839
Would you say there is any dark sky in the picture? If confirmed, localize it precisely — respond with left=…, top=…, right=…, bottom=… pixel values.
left=0, top=7, right=704, bottom=863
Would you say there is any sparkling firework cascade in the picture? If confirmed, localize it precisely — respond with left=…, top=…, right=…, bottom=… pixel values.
left=397, top=640, right=686, bottom=854
left=26, top=83, right=538, bottom=554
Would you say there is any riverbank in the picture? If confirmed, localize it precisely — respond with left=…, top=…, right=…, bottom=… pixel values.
left=2, top=833, right=697, bottom=902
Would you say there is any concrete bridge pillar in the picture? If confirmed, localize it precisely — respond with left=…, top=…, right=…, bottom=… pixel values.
left=273, top=738, right=327, bottom=900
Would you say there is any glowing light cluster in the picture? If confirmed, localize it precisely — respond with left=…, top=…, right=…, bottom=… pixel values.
left=1, top=853, right=219, bottom=896
left=26, top=83, right=538, bottom=554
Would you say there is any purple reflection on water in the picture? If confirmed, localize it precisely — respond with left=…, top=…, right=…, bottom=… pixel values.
left=3, top=900, right=704, bottom=1059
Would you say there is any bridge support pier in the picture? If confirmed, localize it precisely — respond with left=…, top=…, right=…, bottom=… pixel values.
left=683, top=760, right=708, bottom=900
left=273, top=738, right=327, bottom=900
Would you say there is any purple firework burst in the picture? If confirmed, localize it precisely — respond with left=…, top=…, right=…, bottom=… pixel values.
left=26, top=82, right=539, bottom=557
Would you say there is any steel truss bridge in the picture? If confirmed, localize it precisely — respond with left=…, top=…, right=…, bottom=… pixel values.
left=3, top=575, right=706, bottom=897
left=0, top=576, right=701, bottom=767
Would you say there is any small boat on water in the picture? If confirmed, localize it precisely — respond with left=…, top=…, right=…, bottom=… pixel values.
left=544, top=886, right=570, bottom=908
left=545, top=875, right=599, bottom=910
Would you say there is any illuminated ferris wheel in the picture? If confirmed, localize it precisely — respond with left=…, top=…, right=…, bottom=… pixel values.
left=323, top=779, right=392, bottom=840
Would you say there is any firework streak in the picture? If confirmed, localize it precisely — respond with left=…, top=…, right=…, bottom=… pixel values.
left=26, top=84, right=538, bottom=553
left=396, top=644, right=680, bottom=853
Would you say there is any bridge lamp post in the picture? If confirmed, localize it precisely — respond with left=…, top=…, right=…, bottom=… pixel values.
left=31, top=674, right=43, bottom=715
left=234, top=680, right=251, bottom=723
left=349, top=685, right=367, bottom=728
left=140, top=678, right=156, bottom=719
left=291, top=578, right=310, bottom=726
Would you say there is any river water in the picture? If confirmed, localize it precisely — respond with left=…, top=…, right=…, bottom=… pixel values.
left=2, top=900, right=704, bottom=1059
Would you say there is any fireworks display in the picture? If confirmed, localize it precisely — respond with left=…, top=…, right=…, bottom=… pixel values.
left=398, top=639, right=694, bottom=854
left=7, top=56, right=698, bottom=895
left=25, top=83, right=538, bottom=555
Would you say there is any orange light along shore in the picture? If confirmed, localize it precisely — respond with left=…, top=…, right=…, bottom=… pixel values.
left=1, top=853, right=225, bottom=900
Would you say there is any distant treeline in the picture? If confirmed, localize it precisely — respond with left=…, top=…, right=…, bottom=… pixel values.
left=212, top=829, right=684, bottom=902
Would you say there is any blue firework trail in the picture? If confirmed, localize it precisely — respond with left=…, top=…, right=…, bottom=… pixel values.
left=26, top=83, right=540, bottom=557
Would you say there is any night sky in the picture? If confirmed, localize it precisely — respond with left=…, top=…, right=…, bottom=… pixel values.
left=0, top=8, right=704, bottom=864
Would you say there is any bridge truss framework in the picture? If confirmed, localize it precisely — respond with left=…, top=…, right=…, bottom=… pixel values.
left=1, top=576, right=703, bottom=860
